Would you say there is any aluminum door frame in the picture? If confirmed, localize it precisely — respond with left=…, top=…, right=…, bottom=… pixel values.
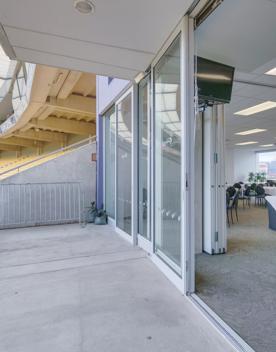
left=115, top=86, right=137, bottom=245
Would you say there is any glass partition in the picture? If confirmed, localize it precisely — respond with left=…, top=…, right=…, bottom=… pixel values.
left=138, top=76, right=150, bottom=239
left=104, top=106, right=116, bottom=219
left=154, top=36, right=182, bottom=271
left=116, top=93, right=132, bottom=235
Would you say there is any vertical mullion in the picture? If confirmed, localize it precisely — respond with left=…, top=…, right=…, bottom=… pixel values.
left=132, top=85, right=138, bottom=245
left=147, top=76, right=151, bottom=241
left=150, top=66, right=155, bottom=255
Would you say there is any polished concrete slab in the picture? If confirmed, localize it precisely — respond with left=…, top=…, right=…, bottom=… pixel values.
left=0, top=224, right=234, bottom=352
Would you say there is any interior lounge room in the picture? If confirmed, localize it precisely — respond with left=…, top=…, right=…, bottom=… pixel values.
left=193, top=1, right=276, bottom=351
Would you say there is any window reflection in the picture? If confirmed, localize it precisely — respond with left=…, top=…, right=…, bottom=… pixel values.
left=116, top=93, right=132, bottom=235
left=104, top=106, right=116, bottom=219
left=154, top=36, right=182, bottom=270
left=138, top=76, right=149, bottom=239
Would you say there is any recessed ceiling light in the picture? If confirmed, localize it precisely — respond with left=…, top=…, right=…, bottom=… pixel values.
left=74, top=0, right=95, bottom=14
left=235, top=128, right=267, bottom=136
left=265, top=68, right=276, bottom=76
left=234, top=101, right=276, bottom=116
left=261, top=144, right=274, bottom=147
left=235, top=141, right=258, bottom=146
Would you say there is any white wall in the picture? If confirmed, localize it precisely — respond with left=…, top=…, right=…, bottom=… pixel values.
left=97, top=76, right=129, bottom=115
left=225, top=147, right=256, bottom=185
left=225, top=148, right=234, bottom=185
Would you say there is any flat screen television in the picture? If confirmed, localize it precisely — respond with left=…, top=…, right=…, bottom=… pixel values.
left=196, top=56, right=235, bottom=104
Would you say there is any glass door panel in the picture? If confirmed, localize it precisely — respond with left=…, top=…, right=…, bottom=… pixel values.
left=154, top=36, right=182, bottom=270
left=138, top=76, right=150, bottom=239
left=116, top=93, right=132, bottom=235
left=104, top=106, right=116, bottom=219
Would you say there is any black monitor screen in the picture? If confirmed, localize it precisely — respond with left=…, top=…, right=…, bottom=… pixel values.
left=196, top=57, right=235, bottom=103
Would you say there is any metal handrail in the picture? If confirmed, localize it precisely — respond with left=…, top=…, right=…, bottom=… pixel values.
left=0, top=135, right=96, bottom=177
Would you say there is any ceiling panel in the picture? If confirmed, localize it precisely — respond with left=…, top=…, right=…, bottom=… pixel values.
left=5, top=26, right=154, bottom=73
left=0, top=0, right=192, bottom=53
left=14, top=47, right=139, bottom=80
left=196, top=0, right=276, bottom=72
left=0, top=0, right=194, bottom=78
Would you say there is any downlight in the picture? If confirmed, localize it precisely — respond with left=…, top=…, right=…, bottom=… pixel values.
left=74, top=0, right=95, bottom=14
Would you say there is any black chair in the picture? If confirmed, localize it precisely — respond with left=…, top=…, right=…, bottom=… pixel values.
left=255, top=185, right=266, bottom=206
left=226, top=192, right=230, bottom=226
left=227, top=186, right=236, bottom=198
left=227, top=190, right=240, bottom=224
left=267, top=180, right=275, bottom=187
left=239, top=187, right=251, bottom=208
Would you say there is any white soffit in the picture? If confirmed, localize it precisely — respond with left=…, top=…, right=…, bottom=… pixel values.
left=195, top=0, right=276, bottom=72
left=0, top=0, right=194, bottom=79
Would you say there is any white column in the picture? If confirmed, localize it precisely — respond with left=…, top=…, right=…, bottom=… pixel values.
left=203, top=105, right=227, bottom=254
left=203, top=106, right=216, bottom=254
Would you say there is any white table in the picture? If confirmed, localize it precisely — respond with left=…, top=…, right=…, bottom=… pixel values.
left=266, top=196, right=276, bottom=231
left=264, top=187, right=276, bottom=196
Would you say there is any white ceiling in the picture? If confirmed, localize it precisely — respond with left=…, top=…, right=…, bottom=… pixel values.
left=196, top=0, right=276, bottom=152
left=196, top=0, right=276, bottom=73
left=0, top=0, right=194, bottom=79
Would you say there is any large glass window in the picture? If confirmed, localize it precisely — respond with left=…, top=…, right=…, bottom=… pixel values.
left=104, top=106, right=116, bottom=219
left=257, top=151, right=276, bottom=180
left=154, top=36, right=182, bottom=271
left=116, top=93, right=132, bottom=235
left=138, top=76, right=150, bottom=239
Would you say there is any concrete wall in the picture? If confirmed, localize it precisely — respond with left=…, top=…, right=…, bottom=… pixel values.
left=1, top=142, right=97, bottom=207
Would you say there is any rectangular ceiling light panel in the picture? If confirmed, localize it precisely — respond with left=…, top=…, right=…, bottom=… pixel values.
left=235, top=141, right=258, bottom=146
left=234, top=101, right=276, bottom=116
left=235, top=128, right=267, bottom=136
left=265, top=68, right=276, bottom=76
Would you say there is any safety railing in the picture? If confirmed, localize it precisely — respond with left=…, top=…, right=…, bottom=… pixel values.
left=0, top=136, right=96, bottom=180
left=0, top=182, right=83, bottom=229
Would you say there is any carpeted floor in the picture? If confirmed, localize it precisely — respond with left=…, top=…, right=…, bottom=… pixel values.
left=196, top=204, right=276, bottom=352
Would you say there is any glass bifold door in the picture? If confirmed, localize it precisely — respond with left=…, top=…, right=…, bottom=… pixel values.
left=116, top=92, right=133, bottom=235
left=138, top=75, right=150, bottom=240
left=104, top=89, right=133, bottom=237
left=104, top=33, right=183, bottom=276
left=153, top=35, right=182, bottom=274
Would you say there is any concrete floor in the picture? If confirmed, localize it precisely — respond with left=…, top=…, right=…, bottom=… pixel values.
left=0, top=223, right=235, bottom=352
left=196, top=205, right=276, bottom=352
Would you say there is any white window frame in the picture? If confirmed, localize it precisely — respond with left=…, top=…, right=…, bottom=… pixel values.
left=102, top=106, right=116, bottom=225
left=137, top=73, right=152, bottom=252
left=149, top=16, right=191, bottom=294
left=115, top=86, right=137, bottom=245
